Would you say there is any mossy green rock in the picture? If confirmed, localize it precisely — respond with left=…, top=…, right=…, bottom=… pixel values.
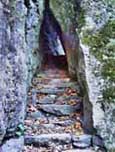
left=78, top=0, right=115, bottom=150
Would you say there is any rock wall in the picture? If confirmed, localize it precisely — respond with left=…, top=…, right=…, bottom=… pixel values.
left=50, top=0, right=80, bottom=78
left=50, top=0, right=115, bottom=150
left=0, top=0, right=43, bottom=149
left=77, top=0, right=115, bottom=150
left=25, top=0, right=43, bottom=85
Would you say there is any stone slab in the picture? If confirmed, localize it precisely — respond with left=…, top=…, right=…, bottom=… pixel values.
left=25, top=133, right=71, bottom=146
left=36, top=88, right=65, bottom=94
left=38, top=96, right=55, bottom=104
left=38, top=104, right=81, bottom=116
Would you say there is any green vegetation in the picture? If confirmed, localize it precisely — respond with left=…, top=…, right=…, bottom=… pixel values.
left=15, top=124, right=25, bottom=137
left=50, top=0, right=115, bottom=102
left=50, top=0, right=85, bottom=32
left=82, top=20, right=115, bottom=103
left=50, top=0, right=74, bottom=31
left=108, top=149, right=115, bottom=152
left=77, top=9, right=85, bottom=31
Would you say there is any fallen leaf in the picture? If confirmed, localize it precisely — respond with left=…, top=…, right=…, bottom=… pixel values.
left=68, top=100, right=77, bottom=105
left=28, top=104, right=37, bottom=112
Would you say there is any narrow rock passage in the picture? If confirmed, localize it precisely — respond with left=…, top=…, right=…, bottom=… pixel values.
left=23, top=68, right=95, bottom=152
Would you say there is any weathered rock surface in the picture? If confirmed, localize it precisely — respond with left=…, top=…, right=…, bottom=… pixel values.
left=38, top=96, right=55, bottom=104
left=0, top=0, right=27, bottom=144
left=1, top=137, right=24, bottom=152
left=25, top=134, right=72, bottom=146
left=25, top=0, right=44, bottom=84
left=73, top=142, right=90, bottom=149
left=0, top=0, right=44, bottom=148
left=53, top=120, right=75, bottom=127
left=50, top=0, right=115, bottom=150
left=38, top=104, right=81, bottom=116
left=72, top=134, right=92, bottom=144
left=72, top=134, right=92, bottom=149
left=92, top=135, right=105, bottom=148
left=36, top=88, right=65, bottom=94
left=77, top=0, right=115, bottom=149
left=28, top=111, right=45, bottom=119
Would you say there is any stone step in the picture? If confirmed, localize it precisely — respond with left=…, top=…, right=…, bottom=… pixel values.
left=25, top=134, right=93, bottom=149
left=53, top=120, right=75, bottom=127
left=57, top=95, right=81, bottom=102
left=37, top=123, right=70, bottom=129
left=37, top=104, right=81, bottom=116
left=27, top=111, right=45, bottom=119
left=25, top=69, right=89, bottom=151
left=32, top=81, right=80, bottom=93
left=62, top=149, right=95, bottom=152
left=73, top=142, right=91, bottom=149
left=36, top=88, right=65, bottom=94
left=37, top=94, right=81, bottom=105
left=26, top=123, right=73, bottom=135
left=37, top=96, right=55, bottom=104
left=55, top=97, right=82, bottom=105
left=72, top=134, right=92, bottom=144
left=34, top=83, right=78, bottom=90
left=25, top=133, right=71, bottom=146
left=72, top=134, right=92, bottom=149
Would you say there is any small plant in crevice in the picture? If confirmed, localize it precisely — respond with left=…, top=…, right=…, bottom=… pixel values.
left=50, top=0, right=85, bottom=32
left=15, top=123, right=25, bottom=137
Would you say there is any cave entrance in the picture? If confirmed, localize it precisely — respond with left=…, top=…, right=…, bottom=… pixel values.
left=39, top=0, right=68, bottom=70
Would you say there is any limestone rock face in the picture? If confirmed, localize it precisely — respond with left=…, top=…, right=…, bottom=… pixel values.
left=25, top=0, right=44, bottom=85
left=77, top=0, right=115, bottom=150
left=1, top=137, right=24, bottom=152
left=0, top=0, right=43, bottom=147
left=50, top=0, right=80, bottom=79
left=62, top=32, right=79, bottom=78
left=0, top=1, right=8, bottom=143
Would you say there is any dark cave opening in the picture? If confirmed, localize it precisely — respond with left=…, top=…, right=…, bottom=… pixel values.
left=39, top=0, right=68, bottom=69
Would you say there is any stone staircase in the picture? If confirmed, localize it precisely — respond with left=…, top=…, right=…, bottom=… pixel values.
left=23, top=68, right=104, bottom=152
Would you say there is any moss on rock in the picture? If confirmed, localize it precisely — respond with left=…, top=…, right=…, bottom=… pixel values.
left=82, top=19, right=115, bottom=103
